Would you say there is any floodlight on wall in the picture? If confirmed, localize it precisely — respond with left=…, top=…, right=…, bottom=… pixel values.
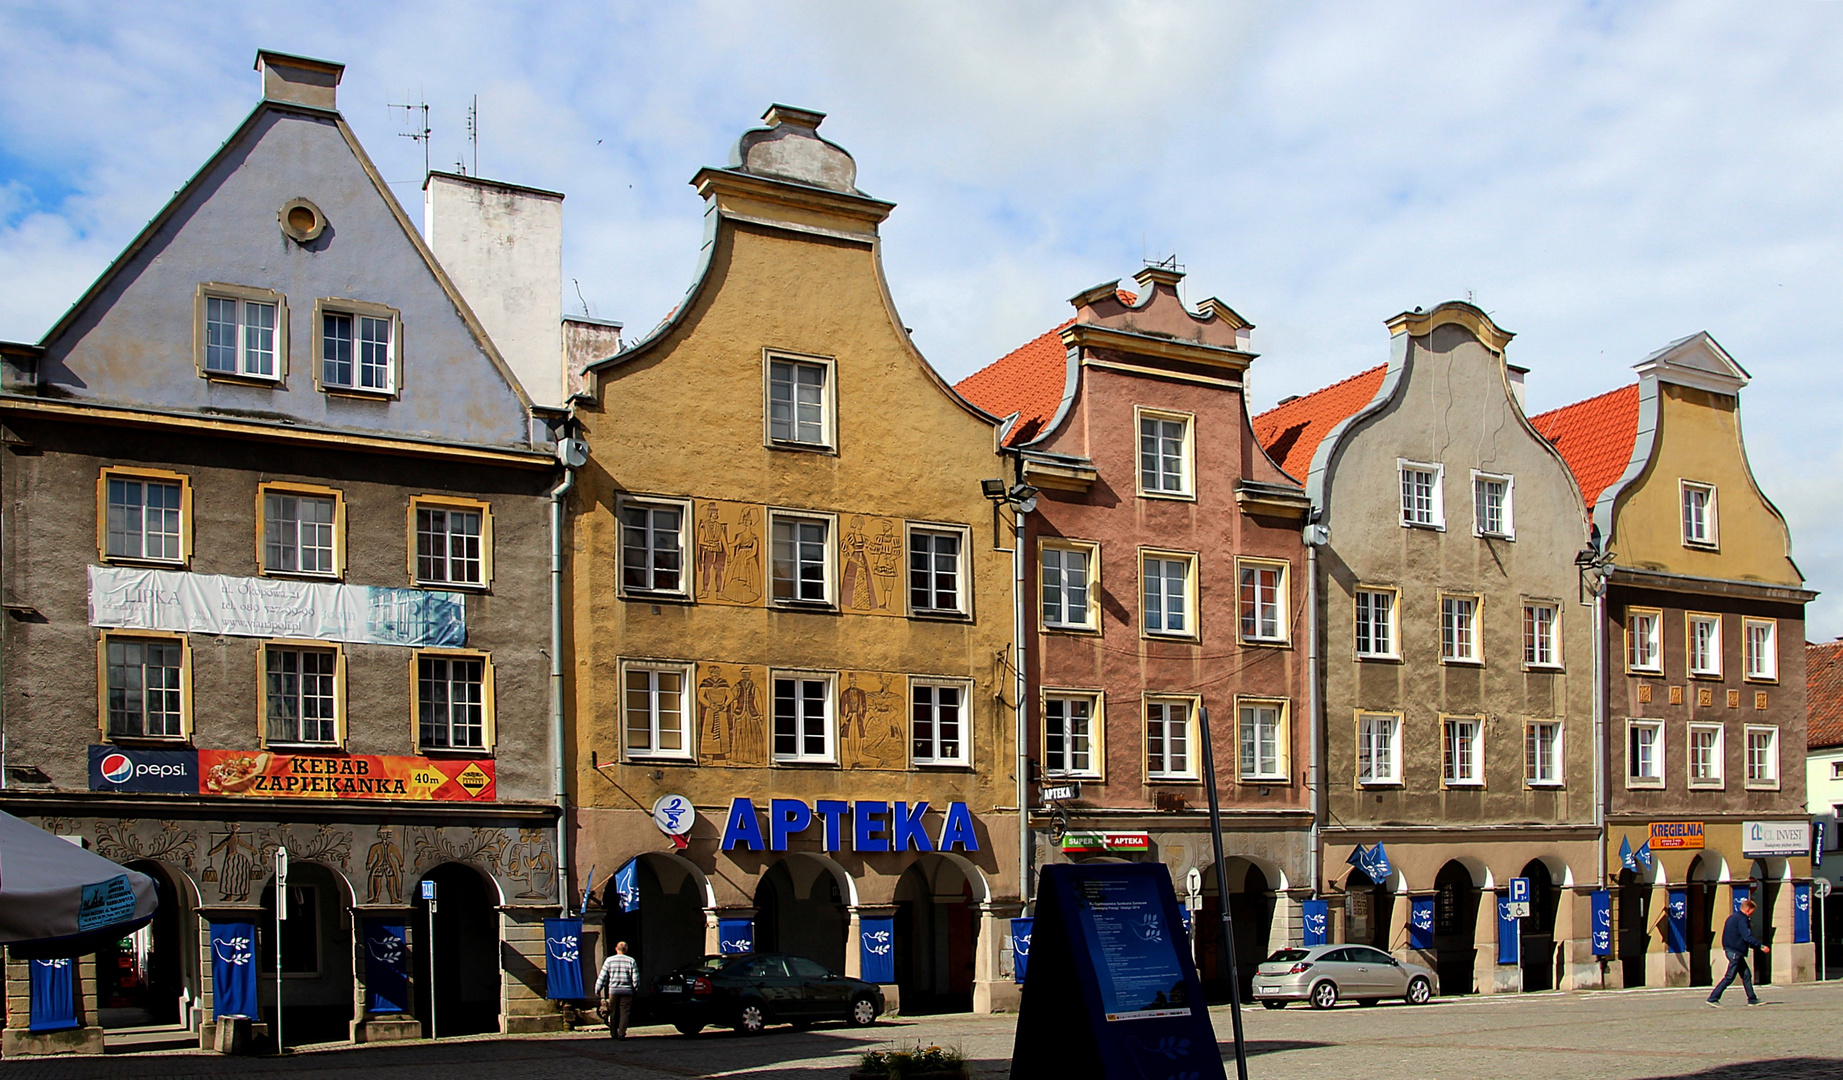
left=980, top=478, right=1008, bottom=500
left=1008, top=484, right=1040, bottom=515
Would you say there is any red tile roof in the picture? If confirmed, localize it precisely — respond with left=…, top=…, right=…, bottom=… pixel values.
left=1530, top=384, right=1640, bottom=510
left=1810, top=640, right=1843, bottom=750
left=954, top=319, right=1074, bottom=447
left=1252, top=365, right=1387, bottom=482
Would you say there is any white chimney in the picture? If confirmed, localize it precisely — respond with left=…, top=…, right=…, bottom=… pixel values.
left=424, top=173, right=565, bottom=406
left=1506, top=363, right=1528, bottom=411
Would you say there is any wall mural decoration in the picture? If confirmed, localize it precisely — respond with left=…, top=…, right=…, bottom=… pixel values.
left=366, top=826, right=405, bottom=904
left=839, top=515, right=904, bottom=616
left=839, top=671, right=906, bottom=769
left=507, top=827, right=558, bottom=899
left=93, top=818, right=199, bottom=869
left=697, top=662, right=767, bottom=765
left=205, top=822, right=269, bottom=901
left=695, top=500, right=764, bottom=606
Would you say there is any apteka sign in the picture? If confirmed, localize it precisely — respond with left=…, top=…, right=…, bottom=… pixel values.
left=720, top=797, right=979, bottom=852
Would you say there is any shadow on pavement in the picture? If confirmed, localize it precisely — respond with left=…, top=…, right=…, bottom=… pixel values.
left=1635, top=1059, right=1843, bottom=1080
left=1216, top=1039, right=1335, bottom=1059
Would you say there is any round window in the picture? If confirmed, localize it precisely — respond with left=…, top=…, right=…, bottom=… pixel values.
left=279, top=198, right=326, bottom=243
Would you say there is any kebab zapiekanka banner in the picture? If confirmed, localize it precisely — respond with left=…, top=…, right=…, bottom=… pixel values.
left=197, top=749, right=494, bottom=801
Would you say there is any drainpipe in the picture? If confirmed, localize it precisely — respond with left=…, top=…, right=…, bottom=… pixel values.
left=1014, top=498, right=1031, bottom=912
left=1592, top=573, right=1607, bottom=890
left=550, top=462, right=576, bottom=917
left=1305, top=534, right=1322, bottom=902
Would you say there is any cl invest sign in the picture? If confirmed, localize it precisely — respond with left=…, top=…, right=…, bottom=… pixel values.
left=720, top=797, right=980, bottom=853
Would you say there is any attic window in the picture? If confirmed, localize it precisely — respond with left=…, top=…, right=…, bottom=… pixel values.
left=280, top=198, right=326, bottom=243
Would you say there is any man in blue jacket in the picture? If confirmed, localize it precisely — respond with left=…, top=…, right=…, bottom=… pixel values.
left=1706, top=898, right=1769, bottom=1006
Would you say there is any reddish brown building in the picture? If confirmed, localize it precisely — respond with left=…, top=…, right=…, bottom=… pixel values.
left=956, top=267, right=1311, bottom=997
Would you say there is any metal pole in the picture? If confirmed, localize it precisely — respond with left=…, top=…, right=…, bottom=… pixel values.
left=1198, top=706, right=1249, bottom=1080
left=1014, top=502, right=1031, bottom=914
left=427, top=899, right=439, bottom=1039
left=275, top=847, right=287, bottom=1054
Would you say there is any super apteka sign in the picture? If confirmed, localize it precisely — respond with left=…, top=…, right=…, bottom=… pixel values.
left=1011, top=862, right=1225, bottom=1080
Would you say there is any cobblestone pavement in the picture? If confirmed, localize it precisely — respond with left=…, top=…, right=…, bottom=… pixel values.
left=5, top=983, right=1841, bottom=1079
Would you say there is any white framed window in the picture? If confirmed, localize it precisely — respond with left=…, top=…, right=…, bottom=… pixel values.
left=1627, top=608, right=1662, bottom=673
left=1441, top=595, right=1481, bottom=663
left=1681, top=481, right=1717, bottom=548
left=766, top=353, right=834, bottom=449
left=260, top=484, right=341, bottom=578
left=1687, top=613, right=1722, bottom=677
left=619, top=497, right=689, bottom=595
left=911, top=679, right=970, bottom=766
left=1688, top=723, right=1724, bottom=788
left=99, top=468, right=189, bottom=564
left=1354, top=588, right=1397, bottom=658
left=264, top=643, right=341, bottom=746
left=1743, top=618, right=1778, bottom=681
left=412, top=498, right=490, bottom=588
left=1523, top=602, right=1560, bottom=668
left=1626, top=719, right=1663, bottom=787
left=1040, top=541, right=1098, bottom=630
left=197, top=285, right=284, bottom=380
left=1044, top=693, right=1100, bottom=778
left=101, top=634, right=188, bottom=740
left=1399, top=460, right=1444, bottom=528
left=772, top=673, right=834, bottom=763
left=1525, top=721, right=1562, bottom=786
left=1358, top=713, right=1401, bottom=785
left=1136, top=408, right=1194, bottom=497
left=1145, top=697, right=1196, bottom=779
left=1238, top=699, right=1288, bottom=782
left=316, top=300, right=400, bottom=394
left=770, top=513, right=833, bottom=605
left=1237, top=559, right=1288, bottom=643
left=1472, top=471, right=1514, bottom=539
left=908, top=526, right=967, bottom=616
left=1745, top=725, right=1779, bottom=788
left=623, top=662, right=693, bottom=760
left=416, top=650, right=492, bottom=751
left=1141, top=551, right=1196, bottom=637
left=1442, top=716, right=1483, bottom=786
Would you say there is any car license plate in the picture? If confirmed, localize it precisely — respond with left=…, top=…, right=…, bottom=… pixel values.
left=661, top=985, right=683, bottom=994
left=1256, top=986, right=1278, bottom=995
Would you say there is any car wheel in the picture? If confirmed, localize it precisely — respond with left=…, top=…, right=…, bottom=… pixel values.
left=674, top=1022, right=704, bottom=1036
left=1406, top=976, right=1432, bottom=1005
left=735, top=1000, right=768, bottom=1034
left=1261, top=1000, right=1287, bottom=1010
left=1309, top=981, right=1339, bottom=1010
left=848, top=995, right=879, bottom=1027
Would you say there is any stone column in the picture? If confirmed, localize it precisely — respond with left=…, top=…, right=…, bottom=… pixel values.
left=973, top=901, right=1025, bottom=1014
left=1771, top=878, right=1798, bottom=986
left=501, top=905, right=566, bottom=1034
left=350, top=906, right=421, bottom=1043
left=1475, top=888, right=1515, bottom=994
left=193, top=905, right=266, bottom=1052
left=1, top=950, right=106, bottom=1056
left=1645, top=881, right=1674, bottom=989
left=1558, top=887, right=1603, bottom=991
left=845, top=904, right=898, bottom=1014
left=1269, top=889, right=1307, bottom=957
left=1386, top=888, right=1412, bottom=956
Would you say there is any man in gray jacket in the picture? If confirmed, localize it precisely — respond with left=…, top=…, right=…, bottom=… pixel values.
left=1706, top=898, right=1769, bottom=1006
left=596, top=940, right=639, bottom=1037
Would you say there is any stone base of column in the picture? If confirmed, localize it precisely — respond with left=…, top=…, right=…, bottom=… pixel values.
left=1, top=1025, right=105, bottom=1057
left=974, top=977, right=1021, bottom=1014
left=197, top=1019, right=269, bottom=1053
left=1658, top=951, right=1690, bottom=987
left=1783, top=941, right=1815, bottom=983
left=1489, top=966, right=1522, bottom=994
left=503, top=1013, right=568, bottom=1035
left=352, top=1016, right=424, bottom=1042
left=877, top=983, right=901, bottom=1017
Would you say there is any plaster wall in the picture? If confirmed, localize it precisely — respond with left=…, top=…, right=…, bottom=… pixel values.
left=1317, top=322, right=1595, bottom=829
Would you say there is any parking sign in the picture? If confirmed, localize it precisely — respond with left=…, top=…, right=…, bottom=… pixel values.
left=1506, top=877, right=1531, bottom=919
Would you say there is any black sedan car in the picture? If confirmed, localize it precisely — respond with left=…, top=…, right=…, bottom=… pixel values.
left=650, top=953, right=884, bottom=1035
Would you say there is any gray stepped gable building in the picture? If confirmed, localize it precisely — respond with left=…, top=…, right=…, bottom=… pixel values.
left=0, top=52, right=571, bottom=1053
left=1257, top=302, right=1600, bottom=997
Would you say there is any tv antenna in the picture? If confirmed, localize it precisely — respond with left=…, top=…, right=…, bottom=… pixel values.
left=462, top=94, right=479, bottom=177
left=1146, top=252, right=1184, bottom=273
left=388, top=96, right=431, bottom=179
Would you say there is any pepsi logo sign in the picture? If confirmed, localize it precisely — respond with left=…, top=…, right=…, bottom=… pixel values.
left=101, top=753, right=135, bottom=784
left=88, top=745, right=198, bottom=793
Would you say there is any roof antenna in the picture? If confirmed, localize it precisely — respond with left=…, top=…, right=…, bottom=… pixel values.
left=389, top=94, right=431, bottom=179
left=467, top=94, right=479, bottom=177
left=573, top=279, right=592, bottom=318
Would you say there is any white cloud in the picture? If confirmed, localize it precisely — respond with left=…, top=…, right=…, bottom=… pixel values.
left=3, top=0, right=1841, bottom=635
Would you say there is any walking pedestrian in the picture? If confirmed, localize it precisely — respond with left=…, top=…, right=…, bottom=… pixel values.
left=596, top=940, right=639, bottom=1037
left=1707, top=898, right=1769, bottom=1007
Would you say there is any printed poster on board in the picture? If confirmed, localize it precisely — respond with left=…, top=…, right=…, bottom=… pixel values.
left=89, top=565, right=465, bottom=647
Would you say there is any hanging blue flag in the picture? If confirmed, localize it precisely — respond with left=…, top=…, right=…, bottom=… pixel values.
left=718, top=917, right=754, bottom=954
left=1816, top=821, right=1826, bottom=868
left=28, top=958, right=77, bottom=1033
left=1664, top=889, right=1688, bottom=953
left=362, top=920, right=410, bottom=1014
left=1302, top=900, right=1328, bottom=946
left=613, top=859, right=640, bottom=914
left=1348, top=843, right=1391, bottom=883
left=1409, top=896, right=1435, bottom=950
left=545, top=918, right=586, bottom=1000
left=1635, top=841, right=1653, bottom=870
left=1590, top=890, right=1612, bottom=956
left=210, top=920, right=258, bottom=1019
left=1496, top=897, right=1519, bottom=965
left=1619, top=836, right=1637, bottom=872
left=579, top=865, right=595, bottom=911
left=860, top=915, right=895, bottom=984
left=1794, top=884, right=1811, bottom=944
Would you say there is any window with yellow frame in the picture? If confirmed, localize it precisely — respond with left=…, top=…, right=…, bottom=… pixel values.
left=260, top=639, right=345, bottom=748
left=257, top=482, right=345, bottom=579
left=1039, top=539, right=1101, bottom=632
left=408, top=496, right=493, bottom=589
left=97, top=467, right=192, bottom=566
left=99, top=632, right=190, bottom=741
left=412, top=648, right=495, bottom=753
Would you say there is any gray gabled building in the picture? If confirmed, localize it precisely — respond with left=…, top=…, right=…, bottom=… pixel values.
left=1, top=52, right=571, bottom=1053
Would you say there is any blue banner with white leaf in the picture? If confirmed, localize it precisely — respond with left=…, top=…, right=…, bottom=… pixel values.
left=1732, top=885, right=1750, bottom=913
left=362, top=920, right=409, bottom=1013
left=1794, top=884, right=1811, bottom=944
left=612, top=859, right=640, bottom=913
left=1302, top=899, right=1328, bottom=946
left=1009, top=918, right=1033, bottom=984
left=860, top=915, right=895, bottom=983
left=1347, top=843, right=1392, bottom=884
left=1590, top=890, right=1612, bottom=956
left=718, top=917, right=753, bottom=954
left=1496, top=897, right=1518, bottom=965
left=1665, top=889, right=1688, bottom=953
left=210, top=920, right=258, bottom=1019
left=1409, top=896, right=1435, bottom=950
left=545, top=918, right=586, bottom=999
left=28, top=958, right=77, bottom=1032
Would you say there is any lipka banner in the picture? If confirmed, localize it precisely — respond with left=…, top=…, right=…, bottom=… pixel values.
left=89, top=566, right=465, bottom=647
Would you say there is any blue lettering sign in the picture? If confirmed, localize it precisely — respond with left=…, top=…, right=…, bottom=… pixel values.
left=938, top=801, right=980, bottom=851
left=893, top=801, right=933, bottom=852
left=853, top=800, right=890, bottom=852
left=722, top=798, right=765, bottom=851
left=815, top=799, right=849, bottom=851
left=769, top=798, right=813, bottom=851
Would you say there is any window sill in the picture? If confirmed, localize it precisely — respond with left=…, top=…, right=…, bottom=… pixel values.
left=1475, top=531, right=1516, bottom=542
left=1041, top=623, right=1101, bottom=636
left=1688, top=671, right=1724, bottom=680
left=1144, top=775, right=1200, bottom=784
left=1624, top=780, right=1665, bottom=790
left=1688, top=780, right=1725, bottom=791
left=909, top=609, right=972, bottom=624
left=1441, top=658, right=1484, bottom=667
left=1744, top=781, right=1782, bottom=792
left=1525, top=781, right=1566, bottom=789
left=1045, top=772, right=1102, bottom=782
left=1137, top=490, right=1197, bottom=503
left=419, top=746, right=494, bottom=758
left=105, top=735, right=193, bottom=747
left=202, top=370, right=284, bottom=387
left=1742, top=675, right=1779, bottom=685
left=1442, top=781, right=1485, bottom=790
left=1523, top=663, right=1565, bottom=673
left=263, top=742, right=345, bottom=752
left=414, top=579, right=489, bottom=593
left=1238, top=775, right=1292, bottom=786
left=626, top=753, right=697, bottom=765
left=260, top=569, right=342, bottom=583
left=99, top=555, right=188, bottom=570
left=770, top=758, right=839, bottom=768
left=1356, top=652, right=1402, bottom=663
left=1357, top=779, right=1403, bottom=788
left=619, top=589, right=694, bottom=604
left=764, top=439, right=837, bottom=457
left=914, top=760, right=973, bottom=770
left=323, top=385, right=398, bottom=401
left=1400, top=521, right=1446, bottom=532
left=1240, top=637, right=1292, bottom=649
left=1142, top=631, right=1199, bottom=642
left=1682, top=541, right=1720, bottom=552
left=769, top=599, right=836, bottom=612
left=1626, top=668, right=1664, bottom=677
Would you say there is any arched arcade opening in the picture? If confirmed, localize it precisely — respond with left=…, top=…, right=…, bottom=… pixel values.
left=1194, top=857, right=1277, bottom=1004
left=1433, top=861, right=1481, bottom=996
left=754, top=854, right=849, bottom=973
left=599, top=853, right=711, bottom=989
left=257, top=861, right=356, bottom=1047
left=894, top=854, right=983, bottom=1015
left=97, top=861, right=196, bottom=1029
left=413, top=862, right=501, bottom=1037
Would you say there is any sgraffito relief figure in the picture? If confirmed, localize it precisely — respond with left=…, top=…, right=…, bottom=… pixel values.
left=731, top=666, right=766, bottom=764
left=366, top=826, right=404, bottom=904
left=839, top=672, right=903, bottom=769
left=698, top=664, right=734, bottom=761
left=696, top=508, right=730, bottom=598
left=842, top=516, right=876, bottom=610
left=869, top=520, right=901, bottom=610
left=206, top=823, right=259, bottom=902
left=725, top=508, right=763, bottom=602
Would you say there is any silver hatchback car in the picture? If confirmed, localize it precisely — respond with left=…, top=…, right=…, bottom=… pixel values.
left=1250, top=944, right=1437, bottom=1009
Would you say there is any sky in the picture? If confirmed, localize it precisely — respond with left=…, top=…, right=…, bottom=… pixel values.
left=3, top=1, right=1841, bottom=638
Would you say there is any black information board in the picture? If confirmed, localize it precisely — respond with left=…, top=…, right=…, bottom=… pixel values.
left=1010, top=862, right=1226, bottom=1080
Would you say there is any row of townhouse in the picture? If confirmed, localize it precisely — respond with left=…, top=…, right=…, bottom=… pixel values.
left=0, top=50, right=1818, bottom=1055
